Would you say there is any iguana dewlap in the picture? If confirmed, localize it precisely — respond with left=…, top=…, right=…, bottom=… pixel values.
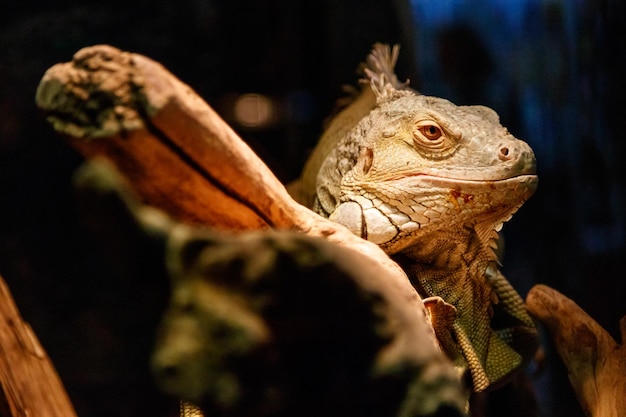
left=292, top=44, right=539, bottom=392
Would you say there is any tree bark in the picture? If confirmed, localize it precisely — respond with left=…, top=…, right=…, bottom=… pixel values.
left=34, top=45, right=434, bottom=347
left=0, top=275, right=77, bottom=417
left=32, top=45, right=450, bottom=414
left=526, top=284, right=626, bottom=417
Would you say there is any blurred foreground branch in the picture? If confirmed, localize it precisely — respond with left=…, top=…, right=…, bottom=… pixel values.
left=32, top=45, right=464, bottom=416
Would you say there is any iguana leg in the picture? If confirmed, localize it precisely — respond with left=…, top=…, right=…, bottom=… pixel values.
left=422, top=296, right=473, bottom=392
left=422, top=296, right=462, bottom=360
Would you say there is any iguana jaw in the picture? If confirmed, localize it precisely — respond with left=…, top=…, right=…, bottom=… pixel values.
left=330, top=173, right=537, bottom=254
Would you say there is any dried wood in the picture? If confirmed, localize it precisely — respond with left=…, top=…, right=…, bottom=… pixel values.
left=526, top=284, right=626, bottom=417
left=33, top=45, right=448, bottom=405
left=0, top=275, right=77, bottom=417
left=34, top=45, right=435, bottom=345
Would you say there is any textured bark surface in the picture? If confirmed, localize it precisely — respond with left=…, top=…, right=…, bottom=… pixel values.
left=33, top=45, right=456, bottom=415
left=527, top=284, right=626, bottom=417
left=0, top=275, right=77, bottom=417
left=35, top=45, right=433, bottom=347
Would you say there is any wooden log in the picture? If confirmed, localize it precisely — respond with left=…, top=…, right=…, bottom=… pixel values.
left=34, top=45, right=268, bottom=230
left=34, top=45, right=454, bottom=414
left=34, top=45, right=434, bottom=353
left=0, top=275, right=77, bottom=417
left=526, top=284, right=626, bottom=417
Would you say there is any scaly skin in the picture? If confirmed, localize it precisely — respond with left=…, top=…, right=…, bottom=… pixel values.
left=294, top=44, right=539, bottom=392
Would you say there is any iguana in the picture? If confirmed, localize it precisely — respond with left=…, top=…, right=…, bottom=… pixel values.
left=290, top=44, right=539, bottom=393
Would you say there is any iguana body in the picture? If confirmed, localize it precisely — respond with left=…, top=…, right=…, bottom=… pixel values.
left=291, top=44, right=539, bottom=392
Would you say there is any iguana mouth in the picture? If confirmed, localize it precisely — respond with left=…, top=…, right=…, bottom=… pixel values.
left=421, top=173, right=538, bottom=184
left=386, top=173, right=538, bottom=189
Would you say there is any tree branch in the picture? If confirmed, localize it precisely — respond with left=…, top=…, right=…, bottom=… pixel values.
left=527, top=284, right=626, bottom=417
left=33, top=45, right=453, bottom=413
left=0, top=275, right=77, bottom=417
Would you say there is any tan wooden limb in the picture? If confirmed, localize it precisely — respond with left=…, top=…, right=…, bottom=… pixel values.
left=34, top=42, right=441, bottom=379
left=35, top=45, right=269, bottom=230
left=0, top=275, right=77, bottom=417
left=35, top=45, right=430, bottom=330
left=34, top=44, right=333, bottom=232
left=34, top=46, right=416, bottom=297
left=526, top=284, right=626, bottom=417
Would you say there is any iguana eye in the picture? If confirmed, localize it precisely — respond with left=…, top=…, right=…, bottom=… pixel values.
left=411, top=119, right=458, bottom=158
left=413, top=120, right=446, bottom=148
left=419, top=124, right=443, bottom=141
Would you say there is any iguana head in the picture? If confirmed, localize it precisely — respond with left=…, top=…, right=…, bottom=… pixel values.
left=316, top=78, right=537, bottom=255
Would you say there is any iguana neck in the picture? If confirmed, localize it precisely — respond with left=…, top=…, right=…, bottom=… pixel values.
left=396, top=225, right=493, bottom=275
left=393, top=224, right=497, bottom=319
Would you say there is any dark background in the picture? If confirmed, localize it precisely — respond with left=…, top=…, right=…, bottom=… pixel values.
left=1, top=1, right=624, bottom=416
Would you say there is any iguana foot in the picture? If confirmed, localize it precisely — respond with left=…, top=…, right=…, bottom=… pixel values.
left=422, top=296, right=462, bottom=359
